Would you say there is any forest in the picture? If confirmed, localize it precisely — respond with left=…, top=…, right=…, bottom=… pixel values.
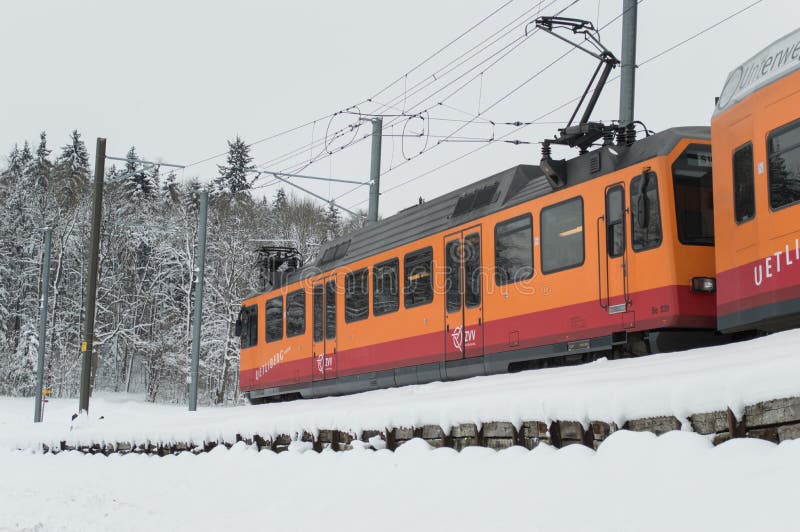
left=0, top=131, right=363, bottom=404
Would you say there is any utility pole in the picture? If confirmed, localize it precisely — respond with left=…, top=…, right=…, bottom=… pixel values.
left=619, top=0, right=638, bottom=127
left=34, top=228, right=52, bottom=423
left=79, top=138, right=106, bottom=414
left=188, top=189, right=208, bottom=411
left=367, top=117, right=383, bottom=224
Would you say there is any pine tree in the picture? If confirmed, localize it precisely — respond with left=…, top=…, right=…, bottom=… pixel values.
left=215, top=136, right=254, bottom=194
left=324, top=202, right=341, bottom=241
left=161, top=170, right=180, bottom=204
left=125, top=146, right=155, bottom=197
left=273, top=188, right=288, bottom=210
left=33, top=132, right=52, bottom=189
left=54, top=130, right=90, bottom=202
left=1, top=144, right=22, bottom=186
left=56, top=130, right=90, bottom=177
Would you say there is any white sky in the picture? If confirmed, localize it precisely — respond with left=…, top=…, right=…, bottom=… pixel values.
left=3, top=0, right=799, bottom=217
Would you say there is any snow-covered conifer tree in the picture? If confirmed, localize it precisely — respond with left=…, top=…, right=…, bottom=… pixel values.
left=215, top=136, right=254, bottom=194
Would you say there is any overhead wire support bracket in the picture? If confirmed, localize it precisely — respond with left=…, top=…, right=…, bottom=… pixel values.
left=106, top=156, right=185, bottom=169
left=257, top=169, right=369, bottom=186
left=250, top=170, right=361, bottom=218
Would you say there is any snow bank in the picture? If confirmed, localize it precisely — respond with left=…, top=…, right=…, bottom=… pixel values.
left=1, top=433, right=799, bottom=532
left=3, top=329, right=800, bottom=450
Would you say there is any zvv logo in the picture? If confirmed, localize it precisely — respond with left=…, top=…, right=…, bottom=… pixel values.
left=451, top=325, right=477, bottom=351
left=451, top=326, right=462, bottom=350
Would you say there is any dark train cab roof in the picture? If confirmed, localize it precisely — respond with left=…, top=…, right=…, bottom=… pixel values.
left=281, top=125, right=710, bottom=285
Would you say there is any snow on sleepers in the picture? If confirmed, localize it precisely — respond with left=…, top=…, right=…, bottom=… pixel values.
left=3, top=329, right=800, bottom=453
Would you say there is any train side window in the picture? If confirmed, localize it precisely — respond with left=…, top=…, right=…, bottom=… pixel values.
left=630, top=172, right=662, bottom=251
left=313, top=285, right=323, bottom=342
left=373, top=258, right=399, bottom=316
left=733, top=142, right=755, bottom=222
left=541, top=197, right=584, bottom=274
left=404, top=247, right=433, bottom=308
left=325, top=279, right=336, bottom=340
left=768, top=118, right=800, bottom=210
left=237, top=304, right=258, bottom=348
left=265, top=296, right=283, bottom=342
left=345, top=268, right=369, bottom=323
left=605, top=186, right=625, bottom=257
left=286, top=289, right=305, bottom=338
left=495, top=214, right=533, bottom=285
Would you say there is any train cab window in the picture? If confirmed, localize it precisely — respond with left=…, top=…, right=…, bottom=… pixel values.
left=265, top=296, right=283, bottom=342
left=495, top=214, right=533, bottom=285
left=313, top=285, right=323, bottom=342
left=373, top=258, right=399, bottom=316
left=541, top=197, right=584, bottom=274
left=605, top=187, right=625, bottom=257
left=768, top=119, right=800, bottom=210
left=325, top=279, right=336, bottom=340
left=286, top=290, right=305, bottom=338
left=733, top=143, right=755, bottom=223
left=672, top=144, right=714, bottom=245
left=345, top=268, right=369, bottom=323
left=404, top=247, right=433, bottom=308
left=237, top=304, right=258, bottom=348
left=630, top=172, right=663, bottom=251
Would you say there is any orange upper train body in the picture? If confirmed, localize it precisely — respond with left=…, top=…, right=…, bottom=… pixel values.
left=239, top=127, right=718, bottom=400
left=711, top=27, right=800, bottom=333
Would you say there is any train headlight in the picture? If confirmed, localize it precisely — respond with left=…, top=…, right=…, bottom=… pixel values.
left=691, top=277, right=716, bottom=293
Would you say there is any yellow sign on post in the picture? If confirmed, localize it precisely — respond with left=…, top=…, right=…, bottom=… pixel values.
left=81, top=341, right=87, bottom=352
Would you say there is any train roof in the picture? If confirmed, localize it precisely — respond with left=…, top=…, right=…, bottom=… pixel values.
left=280, top=126, right=709, bottom=285
left=714, top=27, right=800, bottom=117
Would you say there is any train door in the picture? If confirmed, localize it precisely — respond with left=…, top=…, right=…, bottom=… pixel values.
left=600, top=184, right=629, bottom=317
left=311, top=276, right=338, bottom=381
left=444, top=226, right=484, bottom=360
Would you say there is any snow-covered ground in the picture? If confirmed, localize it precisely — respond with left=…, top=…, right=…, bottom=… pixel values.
left=3, top=330, right=800, bottom=531
left=3, top=329, right=800, bottom=450
left=1, top=433, right=799, bottom=532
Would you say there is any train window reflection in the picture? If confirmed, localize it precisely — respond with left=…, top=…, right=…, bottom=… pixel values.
left=631, top=172, right=662, bottom=251
left=345, top=269, right=369, bottom=323
left=541, top=197, right=584, bottom=274
left=768, top=118, right=800, bottom=210
left=404, top=247, right=433, bottom=308
left=495, top=214, right=533, bottom=285
left=286, top=290, right=305, bottom=338
left=373, top=258, right=399, bottom=316
left=265, top=296, right=283, bottom=342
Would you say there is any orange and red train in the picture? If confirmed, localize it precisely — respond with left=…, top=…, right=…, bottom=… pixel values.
left=237, top=28, right=800, bottom=403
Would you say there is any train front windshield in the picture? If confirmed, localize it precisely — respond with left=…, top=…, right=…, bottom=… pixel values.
left=672, top=144, right=715, bottom=246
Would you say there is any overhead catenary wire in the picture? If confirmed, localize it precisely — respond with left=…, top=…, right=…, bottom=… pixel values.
left=249, top=0, right=577, bottom=182
left=347, top=0, right=759, bottom=208
left=179, top=1, right=520, bottom=175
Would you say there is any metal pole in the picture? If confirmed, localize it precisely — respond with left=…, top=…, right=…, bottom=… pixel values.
left=367, top=117, right=383, bottom=223
left=34, top=228, right=52, bottom=423
left=619, top=0, right=638, bottom=127
left=79, top=138, right=106, bottom=414
left=189, top=189, right=208, bottom=411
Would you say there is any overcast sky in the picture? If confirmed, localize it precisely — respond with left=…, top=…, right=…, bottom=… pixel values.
left=3, top=0, right=799, bottom=217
